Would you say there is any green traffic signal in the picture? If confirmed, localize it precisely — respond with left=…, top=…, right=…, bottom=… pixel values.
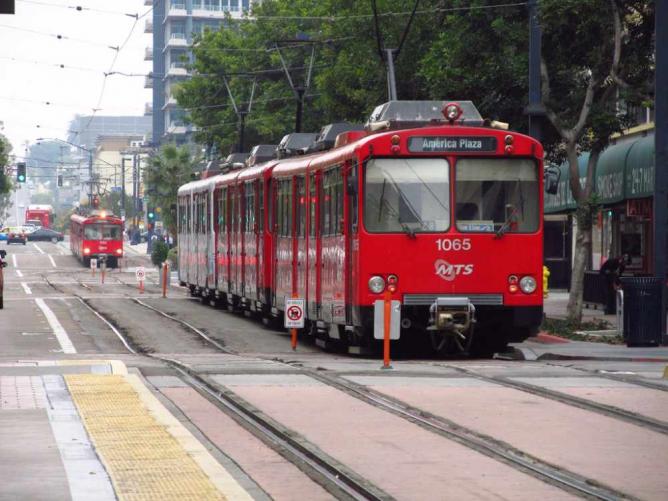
left=16, top=162, right=26, bottom=183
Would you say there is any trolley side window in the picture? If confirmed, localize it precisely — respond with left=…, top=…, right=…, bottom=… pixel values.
left=322, top=167, right=343, bottom=236
left=455, top=158, right=539, bottom=233
left=364, top=158, right=450, bottom=233
left=296, top=176, right=306, bottom=239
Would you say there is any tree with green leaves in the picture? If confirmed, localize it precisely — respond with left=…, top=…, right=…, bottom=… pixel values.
left=177, top=0, right=442, bottom=153
left=143, top=144, right=198, bottom=239
left=0, top=133, right=15, bottom=222
left=177, top=0, right=653, bottom=325
left=537, top=0, right=653, bottom=323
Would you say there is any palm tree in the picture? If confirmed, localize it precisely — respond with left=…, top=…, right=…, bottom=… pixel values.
left=143, top=143, right=197, bottom=240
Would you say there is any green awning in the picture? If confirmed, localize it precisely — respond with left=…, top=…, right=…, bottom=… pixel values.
left=624, top=134, right=654, bottom=199
left=544, top=131, right=655, bottom=213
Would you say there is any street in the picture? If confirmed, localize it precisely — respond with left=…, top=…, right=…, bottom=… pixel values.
left=0, top=239, right=666, bottom=500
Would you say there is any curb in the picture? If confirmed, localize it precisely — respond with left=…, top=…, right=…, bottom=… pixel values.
left=531, top=332, right=570, bottom=344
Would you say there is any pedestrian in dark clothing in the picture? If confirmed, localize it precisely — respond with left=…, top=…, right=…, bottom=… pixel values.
left=600, top=254, right=628, bottom=314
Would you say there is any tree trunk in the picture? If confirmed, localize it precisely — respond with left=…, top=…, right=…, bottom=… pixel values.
left=567, top=219, right=592, bottom=324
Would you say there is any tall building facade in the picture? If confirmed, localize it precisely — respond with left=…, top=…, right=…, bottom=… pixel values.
left=148, top=0, right=252, bottom=145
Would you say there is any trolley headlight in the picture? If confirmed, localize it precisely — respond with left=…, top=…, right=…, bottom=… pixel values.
left=84, top=248, right=91, bottom=255
left=368, top=276, right=386, bottom=294
left=519, top=275, right=537, bottom=294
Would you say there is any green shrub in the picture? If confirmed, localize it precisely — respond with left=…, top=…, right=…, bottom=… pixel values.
left=151, top=240, right=169, bottom=267
left=167, top=247, right=178, bottom=270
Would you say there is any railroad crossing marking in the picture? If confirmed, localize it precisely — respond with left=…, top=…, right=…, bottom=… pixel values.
left=285, top=298, right=305, bottom=328
left=21, top=282, right=32, bottom=295
left=48, top=254, right=57, bottom=268
left=33, top=243, right=45, bottom=255
left=12, top=254, right=17, bottom=268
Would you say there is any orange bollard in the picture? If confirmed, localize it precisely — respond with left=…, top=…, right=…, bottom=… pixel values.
left=162, top=262, right=168, bottom=298
left=382, top=289, right=392, bottom=369
left=291, top=328, right=297, bottom=351
left=139, top=280, right=144, bottom=294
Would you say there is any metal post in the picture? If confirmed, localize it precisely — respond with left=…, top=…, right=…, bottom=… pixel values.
left=120, top=157, right=126, bottom=219
left=295, top=88, right=305, bottom=132
left=88, top=150, right=93, bottom=206
left=655, top=0, right=668, bottom=342
left=238, top=112, right=246, bottom=153
left=132, top=154, right=138, bottom=228
left=527, top=0, right=543, bottom=140
left=385, top=49, right=398, bottom=101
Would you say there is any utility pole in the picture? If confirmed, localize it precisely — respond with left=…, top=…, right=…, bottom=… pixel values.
left=655, top=0, right=668, bottom=342
left=88, top=149, right=93, bottom=206
left=132, top=153, right=138, bottom=228
left=526, top=0, right=544, bottom=141
left=120, top=156, right=126, bottom=220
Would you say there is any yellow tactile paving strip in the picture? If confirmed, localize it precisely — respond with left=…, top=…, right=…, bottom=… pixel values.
left=65, top=374, right=249, bottom=501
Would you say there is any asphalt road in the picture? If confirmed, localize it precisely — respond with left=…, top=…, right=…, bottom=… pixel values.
left=1, top=239, right=668, bottom=500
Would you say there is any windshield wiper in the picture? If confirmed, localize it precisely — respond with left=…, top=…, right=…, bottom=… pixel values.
left=399, top=222, right=417, bottom=239
left=495, top=206, right=519, bottom=239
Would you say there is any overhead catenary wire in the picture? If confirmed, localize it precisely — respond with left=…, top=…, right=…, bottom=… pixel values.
left=16, top=0, right=139, bottom=18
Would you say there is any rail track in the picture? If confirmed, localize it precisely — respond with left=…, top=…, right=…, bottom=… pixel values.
left=122, top=296, right=636, bottom=500
left=437, top=363, right=668, bottom=436
left=35, top=273, right=659, bottom=500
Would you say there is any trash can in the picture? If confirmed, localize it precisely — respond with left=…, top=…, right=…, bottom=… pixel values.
left=620, top=277, right=663, bottom=347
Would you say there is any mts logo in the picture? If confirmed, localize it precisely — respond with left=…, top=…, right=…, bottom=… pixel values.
left=434, top=259, right=474, bottom=282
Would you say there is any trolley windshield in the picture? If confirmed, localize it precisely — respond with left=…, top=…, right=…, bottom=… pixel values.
left=455, top=158, right=539, bottom=234
left=84, top=224, right=122, bottom=240
left=364, top=158, right=450, bottom=234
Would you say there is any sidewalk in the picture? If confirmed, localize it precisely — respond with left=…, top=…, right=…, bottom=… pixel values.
left=543, top=290, right=617, bottom=325
left=123, top=241, right=148, bottom=256
left=0, top=359, right=252, bottom=500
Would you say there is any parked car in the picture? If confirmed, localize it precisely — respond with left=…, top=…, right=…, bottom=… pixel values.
left=0, top=249, right=7, bottom=309
left=5, top=227, right=27, bottom=245
left=0, top=228, right=7, bottom=242
left=27, top=227, right=64, bottom=243
left=25, top=219, right=43, bottom=228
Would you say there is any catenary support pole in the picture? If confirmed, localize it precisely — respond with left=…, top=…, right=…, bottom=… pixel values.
left=527, top=0, right=543, bottom=141
left=655, top=0, right=668, bottom=342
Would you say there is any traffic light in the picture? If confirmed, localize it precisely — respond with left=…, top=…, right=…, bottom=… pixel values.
left=16, top=162, right=26, bottom=183
left=147, top=207, right=155, bottom=221
left=57, top=175, right=63, bottom=187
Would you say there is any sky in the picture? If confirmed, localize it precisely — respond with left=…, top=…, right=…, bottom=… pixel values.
left=0, top=0, right=152, bottom=154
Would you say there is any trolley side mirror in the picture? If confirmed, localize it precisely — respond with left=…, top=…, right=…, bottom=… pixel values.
left=544, top=165, right=560, bottom=195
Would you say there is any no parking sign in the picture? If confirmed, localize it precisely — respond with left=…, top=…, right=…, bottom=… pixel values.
left=284, top=298, right=305, bottom=329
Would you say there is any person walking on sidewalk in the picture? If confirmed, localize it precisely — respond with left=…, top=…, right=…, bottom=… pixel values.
left=600, top=254, right=628, bottom=314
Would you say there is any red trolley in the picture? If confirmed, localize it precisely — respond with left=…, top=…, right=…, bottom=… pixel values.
left=70, top=211, right=124, bottom=268
left=178, top=101, right=556, bottom=356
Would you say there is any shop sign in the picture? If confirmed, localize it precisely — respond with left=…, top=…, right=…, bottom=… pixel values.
left=626, top=165, right=654, bottom=198
left=626, top=198, right=652, bottom=218
left=596, top=170, right=624, bottom=203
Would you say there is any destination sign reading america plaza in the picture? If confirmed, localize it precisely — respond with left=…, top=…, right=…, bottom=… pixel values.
left=408, top=136, right=498, bottom=153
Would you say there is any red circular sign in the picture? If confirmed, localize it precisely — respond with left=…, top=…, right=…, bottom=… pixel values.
left=287, top=305, right=302, bottom=321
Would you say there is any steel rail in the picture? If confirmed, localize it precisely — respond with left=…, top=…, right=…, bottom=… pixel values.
left=125, top=299, right=633, bottom=500
left=160, top=357, right=390, bottom=501
left=543, top=362, right=668, bottom=393
left=299, top=369, right=632, bottom=501
left=64, top=291, right=389, bottom=501
left=441, top=364, right=668, bottom=436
